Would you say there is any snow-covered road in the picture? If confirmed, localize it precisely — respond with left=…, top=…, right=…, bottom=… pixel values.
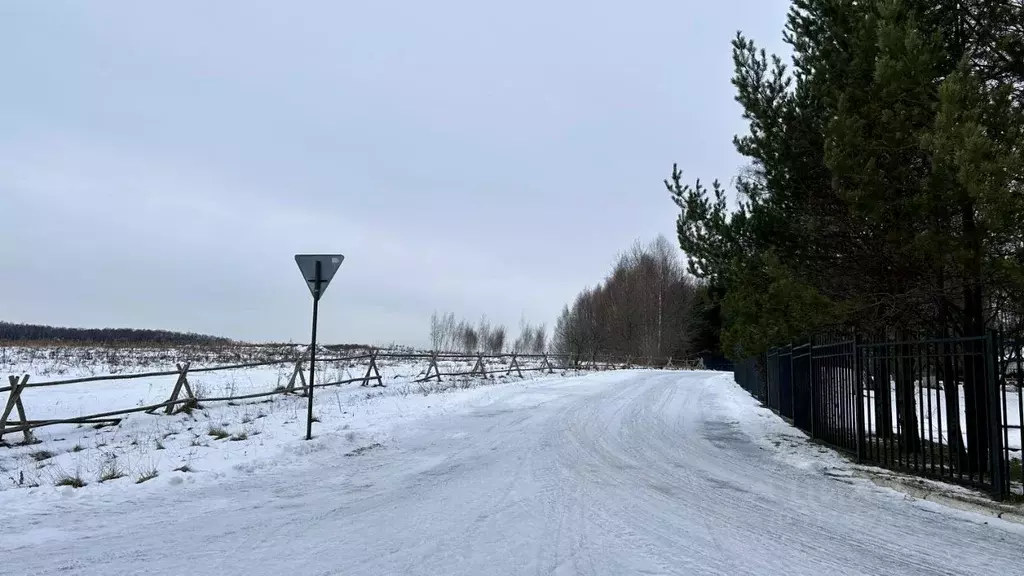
left=4, top=371, right=1023, bottom=575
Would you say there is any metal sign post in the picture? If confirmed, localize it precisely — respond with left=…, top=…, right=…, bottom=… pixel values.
left=294, top=254, right=344, bottom=440
left=306, top=260, right=321, bottom=442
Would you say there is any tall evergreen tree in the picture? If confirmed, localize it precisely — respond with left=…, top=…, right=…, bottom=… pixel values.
left=669, top=0, right=1024, bottom=469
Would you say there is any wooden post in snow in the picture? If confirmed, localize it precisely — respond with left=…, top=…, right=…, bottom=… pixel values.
left=470, top=353, right=486, bottom=378
left=361, top=352, right=384, bottom=387
left=507, top=353, right=523, bottom=378
left=0, top=375, right=33, bottom=444
left=159, top=362, right=196, bottom=415
left=423, top=351, right=442, bottom=382
left=285, top=358, right=307, bottom=394
left=542, top=354, right=553, bottom=374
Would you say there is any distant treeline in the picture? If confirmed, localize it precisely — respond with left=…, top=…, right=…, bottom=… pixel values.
left=551, top=236, right=702, bottom=363
left=0, top=321, right=232, bottom=346
left=429, top=312, right=546, bottom=355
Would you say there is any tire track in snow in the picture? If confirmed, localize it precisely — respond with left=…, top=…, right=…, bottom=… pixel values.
left=2, top=370, right=1022, bottom=575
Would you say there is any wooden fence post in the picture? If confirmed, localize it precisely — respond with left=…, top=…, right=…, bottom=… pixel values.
left=361, top=352, right=384, bottom=387
left=471, top=353, right=486, bottom=377
left=507, top=354, right=523, bottom=378
left=160, top=362, right=195, bottom=415
left=666, top=357, right=673, bottom=369
left=285, top=358, right=307, bottom=394
left=423, top=351, right=442, bottom=382
left=543, top=354, right=553, bottom=374
left=0, top=375, right=33, bottom=444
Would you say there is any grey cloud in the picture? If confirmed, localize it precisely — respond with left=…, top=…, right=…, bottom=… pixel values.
left=0, top=0, right=791, bottom=346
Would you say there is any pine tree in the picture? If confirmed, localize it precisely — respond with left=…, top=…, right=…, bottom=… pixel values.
left=668, top=0, right=1024, bottom=468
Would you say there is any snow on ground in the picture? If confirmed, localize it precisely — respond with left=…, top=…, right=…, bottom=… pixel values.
left=795, top=365, right=1022, bottom=458
left=860, top=385, right=1024, bottom=454
left=0, top=349, right=578, bottom=492
left=3, top=370, right=1023, bottom=576
left=0, top=343, right=304, bottom=378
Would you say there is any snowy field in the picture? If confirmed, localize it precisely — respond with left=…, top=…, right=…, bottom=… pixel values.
left=0, top=343, right=304, bottom=378
left=3, top=369, right=1024, bottom=575
left=0, top=345, right=584, bottom=491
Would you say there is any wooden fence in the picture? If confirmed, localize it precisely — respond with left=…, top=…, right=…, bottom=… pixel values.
left=0, top=351, right=697, bottom=444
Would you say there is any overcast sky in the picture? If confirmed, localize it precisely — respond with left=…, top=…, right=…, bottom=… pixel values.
left=0, top=1, right=790, bottom=347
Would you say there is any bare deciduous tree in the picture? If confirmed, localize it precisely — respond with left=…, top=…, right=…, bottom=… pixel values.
left=531, top=324, right=547, bottom=354
left=459, top=324, right=479, bottom=353
left=549, top=235, right=698, bottom=362
left=430, top=313, right=538, bottom=356
left=487, top=325, right=507, bottom=354
left=513, top=318, right=534, bottom=354
left=430, top=311, right=442, bottom=351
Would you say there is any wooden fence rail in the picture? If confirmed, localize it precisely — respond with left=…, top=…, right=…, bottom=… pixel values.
left=0, top=357, right=303, bottom=393
left=0, top=350, right=695, bottom=444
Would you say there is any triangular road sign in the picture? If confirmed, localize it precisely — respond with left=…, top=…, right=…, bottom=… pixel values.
left=294, top=254, right=344, bottom=299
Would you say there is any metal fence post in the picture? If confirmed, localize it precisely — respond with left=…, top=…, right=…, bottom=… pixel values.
left=762, top=353, right=769, bottom=404
left=790, top=343, right=796, bottom=420
left=809, top=336, right=817, bottom=440
left=986, top=329, right=1006, bottom=500
left=853, top=334, right=866, bottom=463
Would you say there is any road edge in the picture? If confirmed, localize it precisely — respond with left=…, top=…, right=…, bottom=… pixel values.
left=846, top=471, right=1024, bottom=525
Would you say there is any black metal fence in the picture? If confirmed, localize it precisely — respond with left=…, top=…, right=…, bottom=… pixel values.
left=735, top=331, right=1023, bottom=501
left=733, top=356, right=762, bottom=398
